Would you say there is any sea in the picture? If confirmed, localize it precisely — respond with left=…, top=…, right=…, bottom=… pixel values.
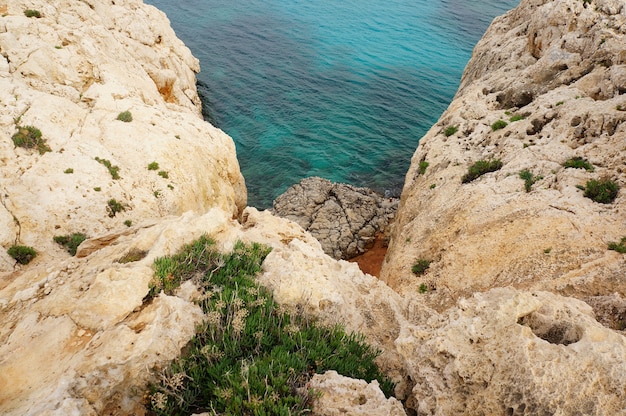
left=144, top=0, right=520, bottom=208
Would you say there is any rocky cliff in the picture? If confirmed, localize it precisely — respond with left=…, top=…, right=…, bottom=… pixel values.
left=1, top=0, right=626, bottom=415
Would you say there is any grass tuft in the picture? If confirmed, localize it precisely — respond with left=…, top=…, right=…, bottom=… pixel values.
left=443, top=125, right=458, bottom=137
left=491, top=120, right=507, bottom=131
left=117, top=111, right=133, bottom=122
left=462, top=159, right=503, bottom=183
left=24, top=9, right=41, bottom=18
left=563, top=157, right=594, bottom=172
left=12, top=125, right=51, bottom=154
left=519, top=169, right=543, bottom=193
left=95, top=157, right=120, bottom=179
left=411, top=259, right=431, bottom=276
left=7, top=245, right=37, bottom=264
left=608, top=237, right=626, bottom=253
left=583, top=178, right=619, bottom=204
left=147, top=237, right=394, bottom=415
left=53, top=233, right=87, bottom=256
left=107, top=198, right=126, bottom=217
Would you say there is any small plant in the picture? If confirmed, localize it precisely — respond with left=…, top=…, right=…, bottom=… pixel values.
left=93, top=187, right=101, bottom=192
left=443, top=125, right=458, bottom=137
left=418, top=283, right=429, bottom=293
left=12, top=125, right=51, bottom=154
left=555, top=101, right=564, bottom=106
left=53, top=233, right=87, bottom=256
left=107, top=198, right=126, bottom=217
left=491, top=120, right=507, bottom=131
left=519, top=169, right=543, bottom=192
left=64, top=168, right=74, bottom=174
left=153, top=190, right=161, bottom=198
left=124, top=219, right=132, bottom=227
left=563, top=157, right=594, bottom=172
left=118, top=248, right=148, bottom=264
left=583, top=178, right=619, bottom=204
left=117, top=111, right=133, bottom=122
left=158, top=170, right=169, bottom=179
left=429, top=183, right=436, bottom=189
left=175, top=135, right=181, bottom=140
left=95, top=157, right=120, bottom=179
left=7, top=245, right=37, bottom=265
left=544, top=247, right=552, bottom=254
left=24, top=9, right=41, bottom=18
left=617, top=104, right=625, bottom=111
left=167, top=184, right=174, bottom=190
left=148, top=162, right=159, bottom=171
left=462, top=159, right=503, bottom=183
left=411, top=259, right=431, bottom=276
left=509, top=114, right=525, bottom=122
left=418, top=161, right=429, bottom=175
left=608, top=237, right=626, bottom=253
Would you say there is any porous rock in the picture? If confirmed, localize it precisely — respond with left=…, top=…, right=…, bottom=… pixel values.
left=273, top=177, right=397, bottom=260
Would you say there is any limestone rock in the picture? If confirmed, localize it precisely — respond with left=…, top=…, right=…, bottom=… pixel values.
left=381, top=0, right=626, bottom=310
left=0, top=0, right=246, bottom=273
left=308, top=371, right=407, bottom=416
left=273, top=177, right=398, bottom=260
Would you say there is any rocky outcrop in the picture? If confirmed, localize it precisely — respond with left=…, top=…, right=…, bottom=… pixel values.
left=273, top=177, right=397, bottom=260
left=0, top=0, right=246, bottom=273
left=381, top=0, right=626, bottom=311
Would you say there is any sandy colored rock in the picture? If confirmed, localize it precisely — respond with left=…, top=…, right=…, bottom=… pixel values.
left=273, top=177, right=397, bottom=260
left=381, top=0, right=626, bottom=310
left=308, top=371, right=407, bottom=416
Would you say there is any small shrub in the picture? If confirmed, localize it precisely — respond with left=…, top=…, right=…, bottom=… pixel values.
left=563, top=157, right=594, bottom=172
left=53, top=233, right=87, bottom=256
left=107, top=198, right=126, bottom=217
left=583, top=178, right=619, bottom=204
left=7, top=245, right=37, bottom=265
left=544, top=247, right=552, bottom=254
left=12, top=125, right=51, bottom=154
left=117, top=111, right=133, bottom=122
left=148, top=162, right=159, bottom=171
left=411, top=259, right=431, bottom=276
left=24, top=9, right=41, bottom=18
left=418, top=283, right=429, bottom=293
left=617, top=104, right=625, bottom=111
left=95, top=157, right=120, bottom=179
left=509, top=114, right=525, bottom=122
left=153, top=190, right=161, bottom=198
left=418, top=161, right=429, bottom=175
left=555, top=101, right=564, bottom=106
left=519, top=169, right=543, bottom=192
left=167, top=184, right=174, bottom=190
left=491, top=120, right=507, bottom=131
left=124, top=219, right=132, bottom=227
left=93, top=187, right=101, bottom=192
left=158, top=170, right=169, bottom=179
left=608, top=237, right=626, bottom=253
left=443, top=125, right=458, bottom=137
left=64, top=168, right=74, bottom=174
left=118, top=248, right=148, bottom=264
left=429, top=183, right=436, bottom=189
left=462, top=159, right=503, bottom=183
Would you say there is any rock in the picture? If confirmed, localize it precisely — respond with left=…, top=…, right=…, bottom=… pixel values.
left=308, top=371, right=407, bottom=416
left=273, top=177, right=398, bottom=260
left=382, top=0, right=626, bottom=310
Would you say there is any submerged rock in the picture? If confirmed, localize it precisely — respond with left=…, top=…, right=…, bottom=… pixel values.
left=273, top=177, right=397, bottom=260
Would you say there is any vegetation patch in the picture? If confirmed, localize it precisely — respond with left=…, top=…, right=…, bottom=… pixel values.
left=95, top=157, right=120, bottom=179
left=491, top=120, right=507, bottom=131
left=608, top=237, right=626, bottom=254
left=107, top=198, right=126, bottom=217
left=117, top=111, right=133, bottom=122
left=147, top=237, right=394, bottom=415
left=53, top=233, right=87, bottom=256
left=24, top=9, right=41, bottom=18
left=124, top=219, right=133, bottom=227
left=509, top=114, right=525, bottom=122
left=418, top=161, right=429, bottom=175
left=118, top=248, right=148, bottom=264
left=519, top=169, right=543, bottom=193
left=148, top=162, right=160, bottom=171
left=583, top=178, right=619, bottom=204
left=411, top=259, right=431, bottom=276
left=12, top=125, right=51, bottom=154
left=158, top=170, right=169, bottom=179
left=443, top=125, right=458, bottom=137
left=7, top=245, right=37, bottom=265
left=563, top=157, right=594, bottom=172
left=462, top=159, right=503, bottom=183
left=64, top=168, right=74, bottom=174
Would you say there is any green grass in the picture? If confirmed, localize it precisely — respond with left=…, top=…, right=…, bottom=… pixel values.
left=117, top=111, right=133, bottom=122
left=443, top=125, right=458, bottom=137
left=53, top=233, right=87, bottom=256
left=124, top=220, right=132, bottom=227
left=583, top=179, right=619, bottom=204
left=158, top=170, right=169, bottom=179
left=491, top=120, right=507, bottom=131
left=556, top=101, right=564, bottom=106
left=7, top=245, right=37, bottom=265
left=411, top=259, right=431, bottom=276
left=418, top=161, right=429, bottom=175
left=509, top=114, right=525, bottom=122
left=64, top=168, right=74, bottom=174
left=519, top=169, right=543, bottom=192
left=95, top=157, right=120, bottom=179
left=461, top=159, right=503, bottom=183
left=148, top=162, right=160, bottom=171
left=608, top=237, right=626, bottom=253
left=147, top=237, right=394, bottom=415
left=93, top=187, right=101, bottom=192
left=563, top=157, right=594, bottom=172
left=24, top=9, right=41, bottom=18
left=12, top=125, right=51, bottom=154
left=107, top=198, right=126, bottom=217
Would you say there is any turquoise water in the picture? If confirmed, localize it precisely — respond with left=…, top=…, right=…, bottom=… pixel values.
left=145, top=0, right=519, bottom=208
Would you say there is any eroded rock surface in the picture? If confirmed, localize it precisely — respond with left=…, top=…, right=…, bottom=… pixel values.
left=382, top=0, right=626, bottom=310
left=273, top=177, right=397, bottom=260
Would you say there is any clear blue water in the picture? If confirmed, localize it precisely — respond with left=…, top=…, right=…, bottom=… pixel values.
left=144, top=0, right=519, bottom=208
